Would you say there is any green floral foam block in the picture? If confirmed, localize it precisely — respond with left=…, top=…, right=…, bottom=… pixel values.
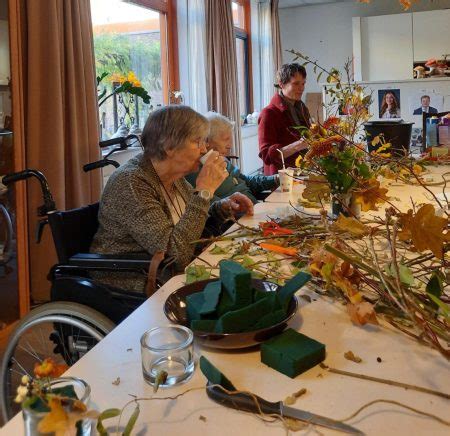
left=219, top=260, right=252, bottom=308
left=261, top=329, right=325, bottom=378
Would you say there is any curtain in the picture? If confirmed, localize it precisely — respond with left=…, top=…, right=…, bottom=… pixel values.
left=186, top=0, right=208, bottom=113
left=205, top=0, right=242, bottom=161
left=10, top=0, right=101, bottom=301
left=270, top=0, right=283, bottom=73
left=258, top=0, right=274, bottom=108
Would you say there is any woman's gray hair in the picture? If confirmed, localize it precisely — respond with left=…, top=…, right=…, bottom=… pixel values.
left=204, top=111, right=234, bottom=141
left=141, top=105, right=209, bottom=160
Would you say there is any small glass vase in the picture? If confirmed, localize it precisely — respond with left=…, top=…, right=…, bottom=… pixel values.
left=22, top=377, right=92, bottom=436
left=331, top=193, right=360, bottom=219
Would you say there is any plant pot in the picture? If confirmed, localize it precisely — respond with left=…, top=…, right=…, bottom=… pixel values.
left=22, top=377, right=91, bottom=436
left=331, top=193, right=360, bottom=219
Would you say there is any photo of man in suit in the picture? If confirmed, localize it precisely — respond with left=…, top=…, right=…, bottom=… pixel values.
left=413, top=95, right=438, bottom=115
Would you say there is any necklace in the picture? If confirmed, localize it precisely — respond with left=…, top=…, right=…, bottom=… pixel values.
left=160, top=182, right=184, bottom=219
left=151, top=159, right=185, bottom=219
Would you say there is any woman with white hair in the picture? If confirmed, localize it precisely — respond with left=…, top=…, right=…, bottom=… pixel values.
left=91, top=106, right=253, bottom=292
left=186, top=112, right=279, bottom=204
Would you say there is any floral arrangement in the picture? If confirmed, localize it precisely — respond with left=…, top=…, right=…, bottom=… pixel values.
left=97, top=70, right=151, bottom=130
left=286, top=52, right=389, bottom=216
left=97, top=70, right=151, bottom=107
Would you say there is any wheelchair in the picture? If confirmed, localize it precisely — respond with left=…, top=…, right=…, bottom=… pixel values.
left=0, top=136, right=174, bottom=422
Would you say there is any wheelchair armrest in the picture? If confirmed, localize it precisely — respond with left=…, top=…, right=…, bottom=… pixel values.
left=68, top=253, right=151, bottom=269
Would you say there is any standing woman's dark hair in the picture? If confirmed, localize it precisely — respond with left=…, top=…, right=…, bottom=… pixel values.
left=276, top=63, right=307, bottom=87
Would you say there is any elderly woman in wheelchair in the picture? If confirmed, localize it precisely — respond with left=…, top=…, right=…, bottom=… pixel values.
left=91, top=105, right=253, bottom=293
left=0, top=106, right=253, bottom=422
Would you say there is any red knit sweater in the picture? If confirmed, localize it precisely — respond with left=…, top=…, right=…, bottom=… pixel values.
left=258, top=93, right=311, bottom=175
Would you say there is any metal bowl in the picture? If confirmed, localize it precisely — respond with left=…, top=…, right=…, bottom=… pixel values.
left=164, top=278, right=298, bottom=349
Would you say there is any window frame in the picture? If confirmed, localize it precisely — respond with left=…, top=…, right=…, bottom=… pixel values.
left=126, top=0, right=180, bottom=104
left=232, top=0, right=253, bottom=114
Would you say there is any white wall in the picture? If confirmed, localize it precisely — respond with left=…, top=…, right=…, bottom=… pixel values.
left=279, top=0, right=450, bottom=94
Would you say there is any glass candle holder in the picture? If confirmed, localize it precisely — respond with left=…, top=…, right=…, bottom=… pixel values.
left=22, top=377, right=91, bottom=436
left=140, top=325, right=195, bottom=387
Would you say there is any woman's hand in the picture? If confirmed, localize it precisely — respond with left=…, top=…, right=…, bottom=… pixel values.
left=220, top=192, right=254, bottom=217
left=195, top=151, right=228, bottom=194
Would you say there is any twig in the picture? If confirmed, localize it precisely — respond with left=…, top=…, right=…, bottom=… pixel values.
left=320, top=363, right=450, bottom=400
left=339, top=399, right=450, bottom=426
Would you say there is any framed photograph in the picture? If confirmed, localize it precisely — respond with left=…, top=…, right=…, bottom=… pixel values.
left=378, top=89, right=401, bottom=119
left=408, top=93, right=443, bottom=116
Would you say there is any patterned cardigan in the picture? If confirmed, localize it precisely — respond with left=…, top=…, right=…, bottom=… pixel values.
left=90, top=153, right=227, bottom=291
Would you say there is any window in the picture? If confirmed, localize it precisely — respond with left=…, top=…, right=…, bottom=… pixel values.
left=90, top=0, right=179, bottom=139
left=232, top=0, right=252, bottom=118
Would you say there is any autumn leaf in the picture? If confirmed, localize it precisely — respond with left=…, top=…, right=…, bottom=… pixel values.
left=333, top=214, right=370, bottom=237
left=302, top=175, right=331, bottom=202
left=352, top=179, right=388, bottom=211
left=333, top=274, right=362, bottom=303
left=38, top=397, right=99, bottom=436
left=347, top=302, right=378, bottom=326
left=398, top=204, right=450, bottom=258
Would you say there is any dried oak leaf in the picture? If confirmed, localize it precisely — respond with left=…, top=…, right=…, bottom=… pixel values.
left=353, top=179, right=389, bottom=212
left=332, top=215, right=370, bottom=237
left=302, top=175, right=331, bottom=202
left=398, top=204, right=450, bottom=258
left=347, top=301, right=378, bottom=326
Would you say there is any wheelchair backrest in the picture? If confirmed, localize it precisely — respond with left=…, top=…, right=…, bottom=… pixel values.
left=48, top=202, right=100, bottom=264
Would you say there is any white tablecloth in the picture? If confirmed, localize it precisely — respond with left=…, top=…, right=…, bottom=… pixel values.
left=2, top=168, right=450, bottom=435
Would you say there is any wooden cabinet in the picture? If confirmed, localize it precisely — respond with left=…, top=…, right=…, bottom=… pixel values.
left=412, top=10, right=450, bottom=61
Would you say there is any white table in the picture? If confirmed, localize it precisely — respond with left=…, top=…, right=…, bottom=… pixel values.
left=2, top=170, right=450, bottom=435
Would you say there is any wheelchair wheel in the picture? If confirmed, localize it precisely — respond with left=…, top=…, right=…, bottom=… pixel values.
left=0, top=301, right=115, bottom=422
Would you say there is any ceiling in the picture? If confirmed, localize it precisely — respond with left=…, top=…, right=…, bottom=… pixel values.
left=279, top=0, right=352, bottom=8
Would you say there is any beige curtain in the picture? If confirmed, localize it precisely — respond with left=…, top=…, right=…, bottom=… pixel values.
left=271, top=0, right=283, bottom=72
left=205, top=0, right=242, bottom=162
left=11, top=0, right=101, bottom=301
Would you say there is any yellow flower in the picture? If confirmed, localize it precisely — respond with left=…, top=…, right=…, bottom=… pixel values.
left=126, top=71, right=142, bottom=87
left=295, top=155, right=303, bottom=168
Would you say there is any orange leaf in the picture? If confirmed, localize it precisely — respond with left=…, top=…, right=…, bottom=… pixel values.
left=259, top=243, right=297, bottom=257
left=38, top=397, right=98, bottom=436
left=37, top=398, right=69, bottom=436
left=347, top=302, right=378, bottom=326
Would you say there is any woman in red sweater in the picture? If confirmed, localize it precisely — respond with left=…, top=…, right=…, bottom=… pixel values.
left=258, top=63, right=312, bottom=175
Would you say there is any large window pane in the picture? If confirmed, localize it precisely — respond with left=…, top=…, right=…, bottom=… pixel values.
left=91, top=0, right=165, bottom=139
